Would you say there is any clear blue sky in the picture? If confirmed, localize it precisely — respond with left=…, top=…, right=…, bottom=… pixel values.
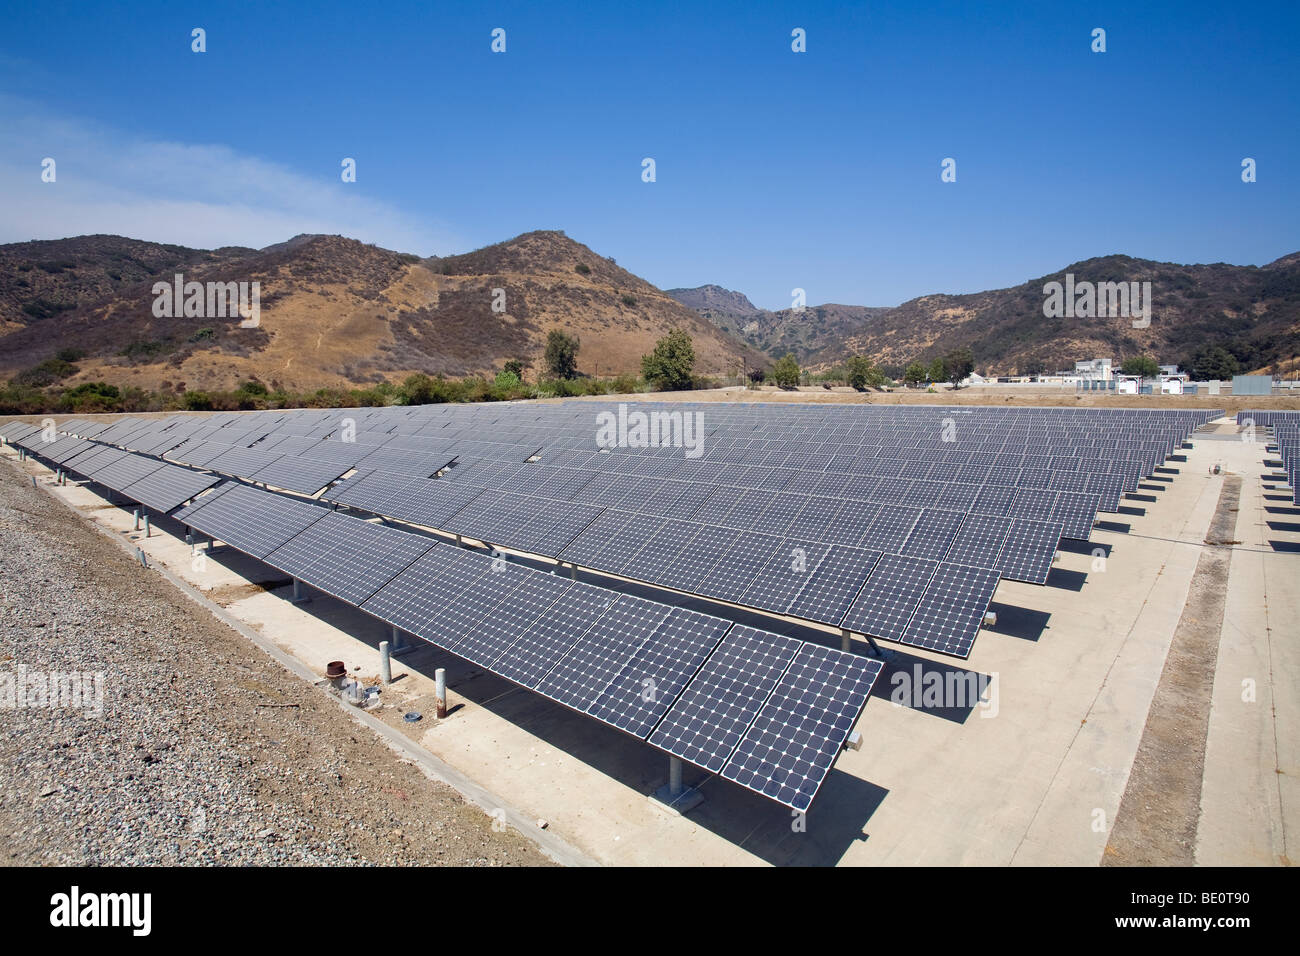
left=1, top=0, right=1295, bottom=308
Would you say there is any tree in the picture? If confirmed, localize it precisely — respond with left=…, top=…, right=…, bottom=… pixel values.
left=904, top=362, right=927, bottom=387
left=771, top=353, right=801, bottom=390
left=544, top=330, right=580, bottom=379
left=944, top=347, right=974, bottom=388
left=927, top=357, right=946, bottom=383
left=845, top=356, right=882, bottom=391
left=502, top=358, right=526, bottom=379
left=640, top=329, right=696, bottom=391
left=1022, top=359, right=1046, bottom=378
left=1120, top=355, right=1160, bottom=378
left=1188, top=345, right=1241, bottom=381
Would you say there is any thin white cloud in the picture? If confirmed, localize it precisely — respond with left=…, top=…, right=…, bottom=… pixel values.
left=0, top=94, right=460, bottom=254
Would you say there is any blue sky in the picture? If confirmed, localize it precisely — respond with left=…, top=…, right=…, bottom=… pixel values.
left=1, top=0, right=1296, bottom=308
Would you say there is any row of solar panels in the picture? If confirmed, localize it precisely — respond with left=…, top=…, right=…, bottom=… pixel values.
left=34, top=417, right=1088, bottom=658
left=0, top=425, right=223, bottom=512
left=323, top=468, right=1050, bottom=658
left=4, top=425, right=892, bottom=811
left=91, top=409, right=1166, bottom=483
left=435, top=457, right=1112, bottom=533
left=62, top=405, right=1213, bottom=482
left=29, top=420, right=1026, bottom=660
left=1236, top=411, right=1299, bottom=505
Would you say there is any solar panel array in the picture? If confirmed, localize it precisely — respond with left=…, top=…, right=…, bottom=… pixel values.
left=1, top=402, right=1224, bottom=810
left=37, top=402, right=1218, bottom=660
left=186, top=480, right=884, bottom=808
left=1238, top=410, right=1300, bottom=504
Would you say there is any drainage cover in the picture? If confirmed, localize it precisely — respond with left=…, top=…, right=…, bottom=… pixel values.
left=403, top=711, right=422, bottom=723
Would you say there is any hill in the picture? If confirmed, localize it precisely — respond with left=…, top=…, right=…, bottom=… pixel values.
left=0, top=231, right=765, bottom=394
left=674, top=254, right=1300, bottom=376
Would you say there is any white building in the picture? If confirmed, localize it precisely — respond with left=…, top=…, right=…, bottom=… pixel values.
left=1074, top=358, right=1114, bottom=382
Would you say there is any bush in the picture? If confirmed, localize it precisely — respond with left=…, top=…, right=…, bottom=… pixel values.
left=544, top=330, right=581, bottom=379
left=641, top=329, right=696, bottom=391
left=610, top=373, right=640, bottom=394
left=771, top=353, right=801, bottom=390
left=620, top=294, right=638, bottom=307
left=574, top=263, right=591, bottom=275
left=494, top=370, right=521, bottom=390
left=182, top=390, right=214, bottom=411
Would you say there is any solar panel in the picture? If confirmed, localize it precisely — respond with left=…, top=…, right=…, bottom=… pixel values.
left=738, top=539, right=831, bottom=615
left=120, top=465, right=222, bottom=514
left=171, top=480, right=237, bottom=523
left=787, top=546, right=881, bottom=623
left=899, top=562, right=1002, bottom=657
left=648, top=625, right=801, bottom=773
left=450, top=573, right=575, bottom=668
left=946, top=513, right=1012, bottom=572
left=360, top=547, right=494, bottom=642
left=180, top=483, right=330, bottom=559
left=721, top=643, right=883, bottom=810
left=490, top=583, right=621, bottom=688
left=840, top=553, right=939, bottom=641
left=91, top=452, right=168, bottom=492
left=250, top=456, right=352, bottom=496
left=533, top=595, right=673, bottom=711
left=262, top=512, right=435, bottom=605
left=585, top=607, right=732, bottom=738
left=326, top=471, right=485, bottom=529
left=693, top=530, right=784, bottom=605
left=900, top=508, right=965, bottom=562
left=997, top=518, right=1062, bottom=585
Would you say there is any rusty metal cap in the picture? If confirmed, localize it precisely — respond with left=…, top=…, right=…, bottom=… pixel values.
left=325, top=660, right=346, bottom=679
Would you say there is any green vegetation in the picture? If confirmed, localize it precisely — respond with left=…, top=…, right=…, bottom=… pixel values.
left=845, top=355, right=885, bottom=391
left=943, top=347, right=974, bottom=388
left=620, top=294, right=638, bottom=307
left=904, top=362, right=926, bottom=387
left=544, top=330, right=581, bottom=379
left=501, top=358, right=526, bottom=380
left=574, top=263, right=591, bottom=275
left=1187, top=345, right=1242, bottom=381
left=21, top=298, right=73, bottom=320
left=927, top=358, right=946, bottom=383
left=494, top=369, right=521, bottom=390
left=640, top=329, right=696, bottom=391
left=1120, top=355, right=1160, bottom=377
left=771, top=353, right=801, bottom=390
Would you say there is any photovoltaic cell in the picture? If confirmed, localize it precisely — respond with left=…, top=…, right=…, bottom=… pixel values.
left=840, top=553, right=939, bottom=640
left=585, top=607, right=731, bottom=738
left=534, top=596, right=672, bottom=712
left=262, top=512, right=434, bottom=605
left=721, top=643, right=883, bottom=810
left=900, top=562, right=1001, bottom=657
left=648, top=625, right=801, bottom=773
left=490, top=583, right=621, bottom=688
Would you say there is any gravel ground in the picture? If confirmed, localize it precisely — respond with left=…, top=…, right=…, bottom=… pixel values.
left=0, top=458, right=553, bottom=866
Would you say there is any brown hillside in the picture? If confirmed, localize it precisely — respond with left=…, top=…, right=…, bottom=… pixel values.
left=679, top=254, right=1300, bottom=377
left=0, top=232, right=766, bottom=393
